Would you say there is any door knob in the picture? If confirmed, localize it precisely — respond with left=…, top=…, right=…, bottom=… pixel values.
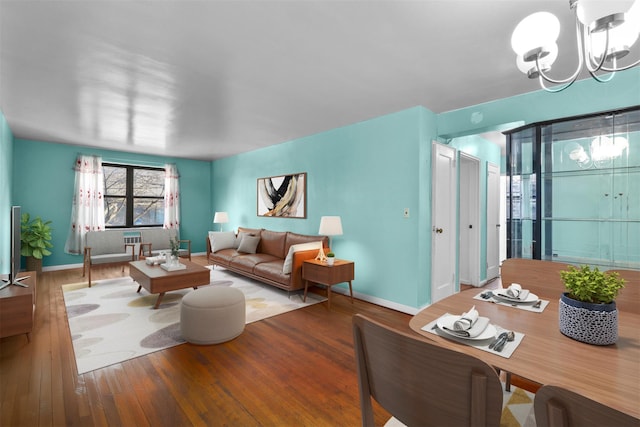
left=435, top=228, right=443, bottom=234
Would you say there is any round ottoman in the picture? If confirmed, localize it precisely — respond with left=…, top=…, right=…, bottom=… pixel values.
left=180, top=287, right=245, bottom=345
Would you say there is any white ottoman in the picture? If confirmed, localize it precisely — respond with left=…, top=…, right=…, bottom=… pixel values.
left=180, top=287, right=246, bottom=345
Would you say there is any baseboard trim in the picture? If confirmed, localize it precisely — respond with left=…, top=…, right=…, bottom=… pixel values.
left=330, top=286, right=420, bottom=315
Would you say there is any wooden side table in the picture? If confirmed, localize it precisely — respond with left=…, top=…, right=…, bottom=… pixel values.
left=302, top=259, right=354, bottom=309
left=0, top=272, right=36, bottom=341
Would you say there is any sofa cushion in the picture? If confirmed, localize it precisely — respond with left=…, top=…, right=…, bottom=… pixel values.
left=237, top=234, right=261, bottom=254
left=141, top=228, right=178, bottom=251
left=258, top=229, right=287, bottom=258
left=85, top=230, right=126, bottom=255
left=254, top=260, right=289, bottom=284
left=90, top=253, right=134, bottom=264
left=230, top=253, right=278, bottom=273
left=282, top=241, right=323, bottom=274
left=209, top=231, right=237, bottom=252
left=236, top=227, right=262, bottom=249
left=285, top=232, right=329, bottom=254
left=209, top=248, right=238, bottom=266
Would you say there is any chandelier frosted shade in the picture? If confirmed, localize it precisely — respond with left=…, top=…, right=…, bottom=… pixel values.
left=511, top=12, right=560, bottom=57
left=576, top=0, right=635, bottom=31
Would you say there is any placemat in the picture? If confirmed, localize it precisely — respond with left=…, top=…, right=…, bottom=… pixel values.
left=421, top=315, right=525, bottom=359
left=473, top=291, right=550, bottom=313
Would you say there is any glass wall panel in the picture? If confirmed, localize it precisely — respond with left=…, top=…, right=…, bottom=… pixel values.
left=507, top=108, right=640, bottom=269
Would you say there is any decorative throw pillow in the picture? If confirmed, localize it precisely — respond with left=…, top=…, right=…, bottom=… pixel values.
left=235, top=231, right=254, bottom=249
left=208, top=231, right=237, bottom=253
left=237, top=234, right=260, bottom=254
left=282, top=241, right=323, bottom=274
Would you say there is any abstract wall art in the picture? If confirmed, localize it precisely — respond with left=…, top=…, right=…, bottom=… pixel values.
left=257, top=172, right=306, bottom=218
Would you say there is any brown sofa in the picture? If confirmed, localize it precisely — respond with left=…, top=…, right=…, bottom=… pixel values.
left=206, top=227, right=329, bottom=292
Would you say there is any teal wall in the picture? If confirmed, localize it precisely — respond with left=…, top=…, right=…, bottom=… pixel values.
left=212, top=107, right=438, bottom=310
left=0, top=110, right=13, bottom=275
left=11, top=139, right=212, bottom=268
left=437, top=68, right=640, bottom=139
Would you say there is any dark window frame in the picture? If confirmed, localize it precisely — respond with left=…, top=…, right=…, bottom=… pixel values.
left=103, top=163, right=165, bottom=228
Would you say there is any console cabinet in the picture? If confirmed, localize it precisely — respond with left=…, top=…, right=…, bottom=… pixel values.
left=0, top=272, right=36, bottom=341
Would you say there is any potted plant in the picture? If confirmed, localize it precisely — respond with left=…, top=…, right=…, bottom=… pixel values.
left=20, top=213, right=53, bottom=275
left=559, top=265, right=625, bottom=345
left=326, top=252, right=335, bottom=266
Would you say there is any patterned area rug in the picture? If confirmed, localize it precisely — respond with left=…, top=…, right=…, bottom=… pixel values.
left=62, top=268, right=325, bottom=375
left=384, top=383, right=536, bottom=427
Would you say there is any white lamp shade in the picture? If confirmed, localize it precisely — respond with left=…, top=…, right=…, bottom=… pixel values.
left=511, top=12, right=560, bottom=56
left=318, top=216, right=343, bottom=236
left=213, top=212, right=229, bottom=223
left=577, top=0, right=636, bottom=28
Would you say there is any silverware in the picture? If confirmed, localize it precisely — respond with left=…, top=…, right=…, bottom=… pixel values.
left=533, top=300, right=542, bottom=309
left=489, top=332, right=507, bottom=349
left=481, top=291, right=494, bottom=299
left=495, top=331, right=515, bottom=352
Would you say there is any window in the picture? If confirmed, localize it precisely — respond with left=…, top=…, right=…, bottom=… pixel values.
left=103, top=163, right=165, bottom=227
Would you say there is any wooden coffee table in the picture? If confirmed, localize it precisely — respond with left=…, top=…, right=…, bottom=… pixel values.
left=129, top=260, right=210, bottom=309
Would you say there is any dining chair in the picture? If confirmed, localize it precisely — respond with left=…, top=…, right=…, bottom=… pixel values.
left=534, top=384, right=638, bottom=427
left=352, top=314, right=504, bottom=427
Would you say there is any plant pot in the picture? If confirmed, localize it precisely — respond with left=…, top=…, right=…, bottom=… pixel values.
left=326, top=258, right=335, bottom=266
left=559, top=292, right=618, bottom=345
left=25, top=256, right=42, bottom=275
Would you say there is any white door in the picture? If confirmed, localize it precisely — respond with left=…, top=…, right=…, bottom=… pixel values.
left=459, top=153, right=480, bottom=286
left=486, top=163, right=500, bottom=280
left=431, top=142, right=457, bottom=303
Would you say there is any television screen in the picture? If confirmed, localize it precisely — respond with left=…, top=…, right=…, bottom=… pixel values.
left=0, top=206, right=28, bottom=290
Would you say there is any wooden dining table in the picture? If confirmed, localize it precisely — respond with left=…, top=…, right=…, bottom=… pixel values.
left=409, top=266, right=640, bottom=420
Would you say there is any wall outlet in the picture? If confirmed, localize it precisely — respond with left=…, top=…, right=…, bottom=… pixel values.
left=403, top=208, right=410, bottom=218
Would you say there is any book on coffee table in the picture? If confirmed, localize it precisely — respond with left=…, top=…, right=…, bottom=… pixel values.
left=160, top=263, right=187, bottom=271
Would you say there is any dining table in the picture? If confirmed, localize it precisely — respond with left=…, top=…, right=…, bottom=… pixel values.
left=408, top=278, right=640, bottom=420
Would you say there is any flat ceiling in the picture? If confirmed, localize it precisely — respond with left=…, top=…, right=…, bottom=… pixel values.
left=1, top=1, right=636, bottom=161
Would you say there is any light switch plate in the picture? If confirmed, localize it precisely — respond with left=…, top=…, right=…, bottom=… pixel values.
left=403, top=208, right=410, bottom=218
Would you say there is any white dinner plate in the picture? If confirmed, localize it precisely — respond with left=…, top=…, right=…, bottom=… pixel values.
left=436, top=314, right=497, bottom=341
left=493, top=289, right=538, bottom=304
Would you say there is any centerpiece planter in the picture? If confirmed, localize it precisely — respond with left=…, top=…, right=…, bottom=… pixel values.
left=559, top=265, right=625, bottom=346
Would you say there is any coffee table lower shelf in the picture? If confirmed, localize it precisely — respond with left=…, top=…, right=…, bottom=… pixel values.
left=129, top=260, right=210, bottom=309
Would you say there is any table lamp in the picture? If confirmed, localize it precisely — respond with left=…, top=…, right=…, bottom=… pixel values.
left=213, top=211, right=229, bottom=231
left=316, top=216, right=343, bottom=261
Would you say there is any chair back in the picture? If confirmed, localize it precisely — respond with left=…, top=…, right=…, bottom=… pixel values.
left=534, top=385, right=638, bottom=427
left=500, top=258, right=572, bottom=300
left=352, top=314, right=503, bottom=427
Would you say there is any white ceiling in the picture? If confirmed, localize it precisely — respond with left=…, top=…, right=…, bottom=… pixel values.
left=1, top=1, right=637, bottom=161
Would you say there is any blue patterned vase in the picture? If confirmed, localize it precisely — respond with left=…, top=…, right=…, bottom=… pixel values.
left=559, top=292, right=618, bottom=345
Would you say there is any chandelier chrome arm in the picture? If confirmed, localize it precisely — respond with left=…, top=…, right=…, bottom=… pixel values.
left=534, top=15, right=585, bottom=89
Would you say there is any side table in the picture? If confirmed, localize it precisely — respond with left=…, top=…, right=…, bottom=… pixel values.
left=302, top=259, right=354, bottom=309
left=0, top=272, right=36, bottom=341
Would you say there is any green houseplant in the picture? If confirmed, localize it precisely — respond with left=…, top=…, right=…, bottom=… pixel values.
left=326, top=252, right=335, bottom=266
left=20, top=213, right=53, bottom=274
left=559, top=265, right=625, bottom=345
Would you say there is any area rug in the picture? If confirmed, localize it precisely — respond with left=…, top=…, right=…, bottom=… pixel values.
left=384, top=383, right=536, bottom=427
left=62, top=268, right=325, bottom=375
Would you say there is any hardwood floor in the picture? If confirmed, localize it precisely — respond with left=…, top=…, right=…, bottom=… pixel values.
left=1, top=256, right=411, bottom=426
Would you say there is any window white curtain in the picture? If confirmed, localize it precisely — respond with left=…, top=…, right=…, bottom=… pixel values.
left=64, top=155, right=105, bottom=254
left=163, top=164, right=180, bottom=229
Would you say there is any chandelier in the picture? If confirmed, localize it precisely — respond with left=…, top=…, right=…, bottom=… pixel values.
left=511, top=0, right=640, bottom=92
